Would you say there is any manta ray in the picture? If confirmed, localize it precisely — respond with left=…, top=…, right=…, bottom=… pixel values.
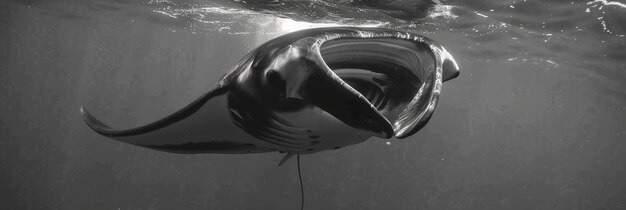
left=81, top=27, right=459, bottom=165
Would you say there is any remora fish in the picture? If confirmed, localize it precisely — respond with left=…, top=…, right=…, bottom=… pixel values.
left=81, top=27, right=459, bottom=163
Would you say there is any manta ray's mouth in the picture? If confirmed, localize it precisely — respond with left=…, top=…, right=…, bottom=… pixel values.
left=319, top=37, right=437, bottom=138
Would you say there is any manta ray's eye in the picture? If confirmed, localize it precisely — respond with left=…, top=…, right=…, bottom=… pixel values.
left=266, top=69, right=286, bottom=97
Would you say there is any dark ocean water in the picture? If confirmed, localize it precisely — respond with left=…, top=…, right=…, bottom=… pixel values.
left=1, top=0, right=626, bottom=209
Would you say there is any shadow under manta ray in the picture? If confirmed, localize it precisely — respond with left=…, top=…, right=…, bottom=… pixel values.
left=81, top=27, right=460, bottom=165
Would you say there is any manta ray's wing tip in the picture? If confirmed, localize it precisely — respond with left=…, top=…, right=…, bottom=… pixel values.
left=80, top=106, right=114, bottom=135
left=79, top=105, right=89, bottom=117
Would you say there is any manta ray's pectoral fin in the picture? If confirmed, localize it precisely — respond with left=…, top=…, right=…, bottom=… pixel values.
left=81, top=85, right=272, bottom=154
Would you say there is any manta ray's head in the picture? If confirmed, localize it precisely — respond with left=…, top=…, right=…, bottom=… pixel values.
left=231, top=28, right=459, bottom=140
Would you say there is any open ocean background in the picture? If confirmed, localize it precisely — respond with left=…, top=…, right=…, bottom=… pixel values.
left=1, top=0, right=625, bottom=209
